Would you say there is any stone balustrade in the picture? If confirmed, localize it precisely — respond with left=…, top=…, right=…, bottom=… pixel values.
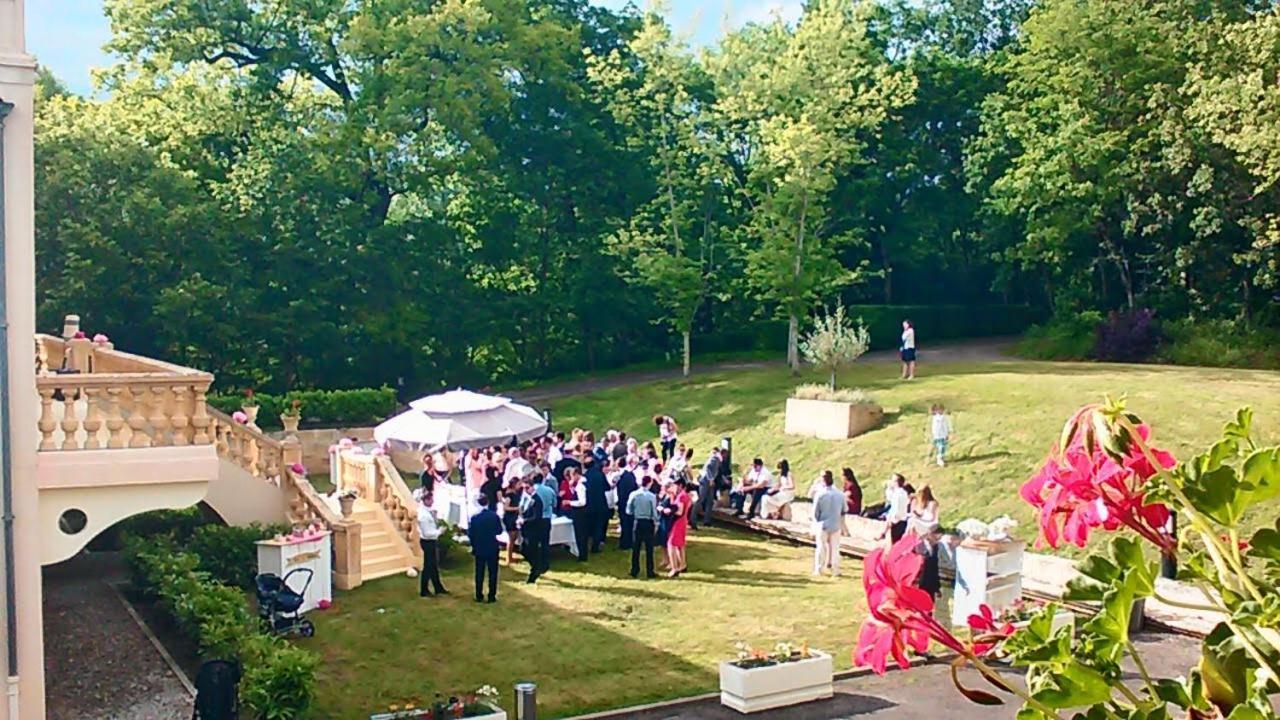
left=208, top=407, right=296, bottom=484
left=334, top=451, right=421, bottom=556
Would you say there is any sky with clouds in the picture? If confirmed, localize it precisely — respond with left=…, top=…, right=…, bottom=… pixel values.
left=27, top=0, right=803, bottom=95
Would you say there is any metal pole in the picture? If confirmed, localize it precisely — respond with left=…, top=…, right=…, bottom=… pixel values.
left=0, top=97, right=18, bottom=698
left=1161, top=513, right=1177, bottom=580
left=514, top=682, right=537, bottom=720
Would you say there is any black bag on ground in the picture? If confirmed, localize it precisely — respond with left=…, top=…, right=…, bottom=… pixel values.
left=192, top=659, right=240, bottom=720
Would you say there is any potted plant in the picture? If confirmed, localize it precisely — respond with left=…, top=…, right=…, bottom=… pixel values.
left=785, top=303, right=881, bottom=439
left=241, top=388, right=261, bottom=429
left=337, top=488, right=358, bottom=518
left=719, top=641, right=832, bottom=713
left=281, top=398, right=302, bottom=438
left=370, top=686, right=506, bottom=720
left=998, top=599, right=1073, bottom=637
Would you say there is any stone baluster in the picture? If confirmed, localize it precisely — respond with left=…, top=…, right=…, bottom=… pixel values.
left=191, top=388, right=211, bottom=445
left=238, top=432, right=255, bottom=473
left=149, top=386, right=172, bottom=447
left=170, top=386, right=190, bottom=446
left=125, top=386, right=150, bottom=448
left=82, top=387, right=103, bottom=450
left=60, top=388, right=80, bottom=451
left=105, top=388, right=126, bottom=449
left=37, top=387, right=57, bottom=451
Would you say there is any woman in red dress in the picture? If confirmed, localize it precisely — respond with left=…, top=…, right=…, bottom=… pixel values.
left=664, top=478, right=692, bottom=577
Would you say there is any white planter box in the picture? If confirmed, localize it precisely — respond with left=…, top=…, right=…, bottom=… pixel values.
left=784, top=398, right=884, bottom=440
left=369, top=703, right=506, bottom=720
left=719, top=650, right=833, bottom=714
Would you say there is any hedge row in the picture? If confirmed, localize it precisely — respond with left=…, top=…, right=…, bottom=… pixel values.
left=701, top=304, right=1041, bottom=353
left=125, top=534, right=318, bottom=720
left=209, top=387, right=399, bottom=430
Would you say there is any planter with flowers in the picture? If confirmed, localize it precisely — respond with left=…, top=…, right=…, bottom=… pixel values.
left=719, top=642, right=832, bottom=713
left=242, top=388, right=261, bottom=430
left=336, top=488, right=358, bottom=518
left=370, top=686, right=505, bottom=720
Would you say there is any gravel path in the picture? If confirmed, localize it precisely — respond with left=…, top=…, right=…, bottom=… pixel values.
left=43, top=552, right=193, bottom=720
left=510, top=336, right=1016, bottom=404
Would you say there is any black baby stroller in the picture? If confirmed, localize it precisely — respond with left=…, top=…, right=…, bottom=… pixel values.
left=254, top=568, right=316, bottom=638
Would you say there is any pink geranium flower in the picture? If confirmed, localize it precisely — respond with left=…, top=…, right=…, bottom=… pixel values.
left=289, top=462, right=306, bottom=475
left=231, top=411, right=248, bottom=424
left=1021, top=408, right=1176, bottom=552
left=967, top=605, right=1016, bottom=656
left=853, top=537, right=970, bottom=674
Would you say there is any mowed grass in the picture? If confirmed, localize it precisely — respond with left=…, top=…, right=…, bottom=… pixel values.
left=549, top=359, right=1280, bottom=551
left=301, top=526, right=861, bottom=719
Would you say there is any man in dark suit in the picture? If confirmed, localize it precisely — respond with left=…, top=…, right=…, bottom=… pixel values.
left=467, top=495, right=504, bottom=603
left=517, top=477, right=545, bottom=584
left=583, top=455, right=610, bottom=553
left=615, top=460, right=639, bottom=550
left=692, top=448, right=722, bottom=529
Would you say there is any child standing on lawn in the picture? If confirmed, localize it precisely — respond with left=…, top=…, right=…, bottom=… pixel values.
left=928, top=404, right=953, bottom=467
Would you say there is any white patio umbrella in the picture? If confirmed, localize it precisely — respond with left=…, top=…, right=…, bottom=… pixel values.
left=373, top=389, right=548, bottom=452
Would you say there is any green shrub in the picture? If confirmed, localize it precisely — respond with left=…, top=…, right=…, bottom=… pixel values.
left=209, top=387, right=399, bottom=430
left=1013, top=311, right=1102, bottom=360
left=791, top=383, right=877, bottom=404
left=188, top=523, right=288, bottom=589
left=240, top=634, right=320, bottom=720
left=124, top=535, right=318, bottom=719
left=114, top=507, right=206, bottom=543
left=1159, top=319, right=1280, bottom=370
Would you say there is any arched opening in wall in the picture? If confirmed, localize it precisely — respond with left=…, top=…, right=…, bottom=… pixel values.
left=83, top=501, right=231, bottom=553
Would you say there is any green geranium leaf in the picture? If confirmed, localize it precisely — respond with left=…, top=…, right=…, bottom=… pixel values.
left=1225, top=706, right=1265, bottom=720
left=1181, top=463, right=1245, bottom=526
left=1247, top=521, right=1280, bottom=562
left=1151, top=678, right=1193, bottom=708
left=1241, top=448, right=1280, bottom=505
left=1033, top=661, right=1112, bottom=708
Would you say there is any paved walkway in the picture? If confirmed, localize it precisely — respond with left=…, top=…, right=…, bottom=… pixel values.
left=712, top=505, right=1222, bottom=636
left=572, top=632, right=1198, bottom=720
left=43, top=553, right=193, bottom=720
left=510, top=337, right=1016, bottom=404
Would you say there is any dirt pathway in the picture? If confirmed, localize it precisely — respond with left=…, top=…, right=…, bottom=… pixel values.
left=509, top=336, right=1016, bottom=404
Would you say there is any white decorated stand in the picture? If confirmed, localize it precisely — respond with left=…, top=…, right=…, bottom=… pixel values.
left=256, top=530, right=333, bottom=614
left=951, top=538, right=1024, bottom=628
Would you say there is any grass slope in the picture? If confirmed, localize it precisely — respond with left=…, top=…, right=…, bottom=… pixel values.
left=548, top=359, right=1280, bottom=549
left=303, top=527, right=860, bottom=718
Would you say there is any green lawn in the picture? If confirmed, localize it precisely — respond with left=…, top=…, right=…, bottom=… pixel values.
left=301, top=526, right=861, bottom=718
left=548, top=359, right=1280, bottom=550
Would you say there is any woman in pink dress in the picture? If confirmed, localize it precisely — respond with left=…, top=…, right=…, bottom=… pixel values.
left=664, top=478, right=692, bottom=577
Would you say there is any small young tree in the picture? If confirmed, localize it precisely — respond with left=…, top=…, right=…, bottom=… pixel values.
left=800, top=303, right=871, bottom=391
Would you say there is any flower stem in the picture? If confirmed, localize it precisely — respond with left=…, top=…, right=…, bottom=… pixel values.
left=966, top=654, right=1069, bottom=720
left=1151, top=590, right=1217, bottom=613
left=1125, top=642, right=1158, bottom=702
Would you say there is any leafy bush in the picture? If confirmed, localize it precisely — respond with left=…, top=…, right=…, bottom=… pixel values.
left=792, top=384, right=877, bottom=404
left=1012, top=311, right=1101, bottom=360
left=1158, top=318, right=1280, bottom=370
left=1093, top=308, right=1161, bottom=362
left=209, top=387, right=399, bottom=430
left=188, top=523, right=288, bottom=589
left=124, top=536, right=318, bottom=719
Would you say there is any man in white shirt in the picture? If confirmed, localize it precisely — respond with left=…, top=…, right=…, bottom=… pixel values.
left=547, top=432, right=565, bottom=467
left=878, top=473, right=911, bottom=543
left=415, top=489, right=449, bottom=597
left=730, top=458, right=773, bottom=520
left=565, top=466, right=592, bottom=562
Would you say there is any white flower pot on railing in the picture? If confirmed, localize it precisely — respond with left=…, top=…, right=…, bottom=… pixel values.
left=719, top=650, right=833, bottom=713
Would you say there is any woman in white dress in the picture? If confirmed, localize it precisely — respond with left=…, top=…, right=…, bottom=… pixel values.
left=907, top=484, right=940, bottom=537
left=761, top=459, right=796, bottom=519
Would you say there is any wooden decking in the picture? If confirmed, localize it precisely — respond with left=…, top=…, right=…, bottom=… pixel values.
left=709, top=502, right=1220, bottom=637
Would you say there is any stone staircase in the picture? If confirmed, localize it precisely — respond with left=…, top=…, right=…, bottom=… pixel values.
left=349, top=498, right=418, bottom=581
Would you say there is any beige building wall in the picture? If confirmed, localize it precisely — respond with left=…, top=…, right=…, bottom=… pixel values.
left=0, top=0, right=43, bottom=716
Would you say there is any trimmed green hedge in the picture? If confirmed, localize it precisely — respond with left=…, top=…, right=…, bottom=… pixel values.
left=125, top=535, right=318, bottom=720
left=209, top=387, right=399, bottom=430
left=702, top=304, right=1041, bottom=354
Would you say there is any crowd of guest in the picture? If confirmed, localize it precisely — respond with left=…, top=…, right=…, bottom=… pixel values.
left=411, top=411, right=945, bottom=603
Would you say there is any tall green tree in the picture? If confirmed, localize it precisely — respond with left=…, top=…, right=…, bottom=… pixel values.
left=712, top=0, right=914, bottom=370
left=588, top=10, right=726, bottom=376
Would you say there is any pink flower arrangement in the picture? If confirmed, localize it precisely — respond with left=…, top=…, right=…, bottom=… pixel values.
left=73, top=331, right=86, bottom=339
left=289, top=462, right=306, bottom=475
left=339, top=438, right=355, bottom=449
left=370, top=447, right=386, bottom=457
left=92, top=333, right=109, bottom=344
left=327, top=444, right=339, bottom=454
left=231, top=411, right=248, bottom=424
left=1020, top=404, right=1176, bottom=552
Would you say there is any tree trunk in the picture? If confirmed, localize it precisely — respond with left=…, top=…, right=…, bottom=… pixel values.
left=787, top=314, right=799, bottom=373
left=829, top=367, right=836, bottom=392
left=682, top=330, right=691, bottom=377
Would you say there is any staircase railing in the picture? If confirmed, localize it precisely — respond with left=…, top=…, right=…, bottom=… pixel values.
left=207, top=406, right=287, bottom=484
left=333, top=451, right=421, bottom=559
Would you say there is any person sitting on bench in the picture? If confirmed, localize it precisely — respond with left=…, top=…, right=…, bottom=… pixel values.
left=730, top=458, right=772, bottom=519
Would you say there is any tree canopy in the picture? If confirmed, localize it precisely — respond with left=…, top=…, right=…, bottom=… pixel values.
left=33, top=0, right=1280, bottom=391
